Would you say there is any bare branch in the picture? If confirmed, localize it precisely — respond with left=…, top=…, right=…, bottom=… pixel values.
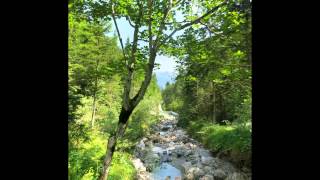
left=125, top=16, right=135, bottom=28
left=138, top=38, right=149, bottom=42
left=111, top=3, right=128, bottom=66
left=174, top=0, right=184, bottom=7
left=158, top=0, right=228, bottom=48
left=148, top=0, right=153, bottom=51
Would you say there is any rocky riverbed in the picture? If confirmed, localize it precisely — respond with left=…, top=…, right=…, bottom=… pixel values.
left=132, top=112, right=251, bottom=180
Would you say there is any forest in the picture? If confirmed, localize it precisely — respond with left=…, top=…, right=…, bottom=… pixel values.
left=69, top=0, right=251, bottom=179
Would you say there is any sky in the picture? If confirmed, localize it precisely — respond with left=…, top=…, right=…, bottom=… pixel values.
left=104, top=1, right=210, bottom=88
left=106, top=17, right=179, bottom=88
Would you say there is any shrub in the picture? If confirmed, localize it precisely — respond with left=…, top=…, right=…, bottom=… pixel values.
left=186, top=120, right=251, bottom=168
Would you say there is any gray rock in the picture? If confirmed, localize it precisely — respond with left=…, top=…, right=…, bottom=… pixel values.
left=185, top=167, right=204, bottom=179
left=132, top=158, right=146, bottom=172
left=169, top=141, right=175, bottom=146
left=201, top=156, right=214, bottom=166
left=143, top=152, right=160, bottom=171
left=241, top=167, right=250, bottom=173
left=145, top=141, right=152, bottom=147
left=225, top=172, right=248, bottom=180
left=203, top=166, right=212, bottom=174
left=200, top=175, right=215, bottom=180
left=194, top=167, right=205, bottom=178
left=213, top=169, right=227, bottom=180
left=177, top=153, right=183, bottom=158
left=137, top=140, right=145, bottom=150
left=191, top=159, right=198, bottom=165
left=133, top=115, right=245, bottom=180
left=136, top=173, right=150, bottom=180
left=176, top=148, right=184, bottom=157
left=161, top=155, right=172, bottom=163
left=181, top=161, right=192, bottom=173
left=185, top=171, right=195, bottom=180
left=162, top=126, right=170, bottom=131
left=185, top=149, right=193, bottom=156
left=163, top=150, right=168, bottom=155
left=187, top=154, right=199, bottom=164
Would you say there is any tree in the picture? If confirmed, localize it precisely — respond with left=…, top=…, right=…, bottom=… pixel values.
left=84, top=0, right=232, bottom=179
left=69, top=8, right=122, bottom=128
left=162, top=0, right=251, bottom=126
left=68, top=4, right=125, bottom=178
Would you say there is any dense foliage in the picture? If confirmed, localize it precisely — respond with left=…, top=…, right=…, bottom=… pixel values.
left=69, top=0, right=251, bottom=178
left=68, top=2, right=163, bottom=179
left=162, top=0, right=251, bottom=168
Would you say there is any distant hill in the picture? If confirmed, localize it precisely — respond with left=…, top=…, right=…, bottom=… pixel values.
left=154, top=71, right=176, bottom=89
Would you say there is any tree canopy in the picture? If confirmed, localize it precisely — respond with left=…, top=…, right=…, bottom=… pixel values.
left=68, top=0, right=251, bottom=179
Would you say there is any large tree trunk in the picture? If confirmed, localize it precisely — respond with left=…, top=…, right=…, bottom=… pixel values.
left=98, top=58, right=155, bottom=179
left=98, top=51, right=155, bottom=180
left=99, top=5, right=152, bottom=177
left=98, top=107, right=133, bottom=180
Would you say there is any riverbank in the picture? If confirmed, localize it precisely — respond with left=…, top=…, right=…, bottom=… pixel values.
left=132, top=112, right=251, bottom=180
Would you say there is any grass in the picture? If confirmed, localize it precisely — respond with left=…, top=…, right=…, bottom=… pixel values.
left=186, top=120, right=251, bottom=168
left=69, top=131, right=137, bottom=180
left=108, top=152, right=136, bottom=180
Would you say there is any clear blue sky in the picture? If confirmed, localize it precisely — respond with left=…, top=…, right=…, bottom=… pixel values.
left=106, top=17, right=180, bottom=73
left=106, top=17, right=180, bottom=87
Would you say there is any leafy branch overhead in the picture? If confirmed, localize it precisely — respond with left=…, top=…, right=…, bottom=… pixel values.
left=68, top=0, right=251, bottom=179
left=90, top=0, right=230, bottom=108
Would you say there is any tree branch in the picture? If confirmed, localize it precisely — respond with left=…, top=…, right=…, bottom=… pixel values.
left=129, top=0, right=175, bottom=108
left=111, top=3, right=128, bottom=66
left=125, top=15, right=135, bottom=28
left=148, top=0, right=153, bottom=51
left=174, top=0, right=184, bottom=7
left=130, top=52, right=156, bottom=108
left=154, top=0, right=173, bottom=48
left=138, top=38, right=149, bottom=42
left=165, top=20, right=190, bottom=25
left=199, top=20, right=213, bottom=36
left=129, top=0, right=144, bottom=68
left=158, top=0, right=228, bottom=48
left=122, top=0, right=144, bottom=110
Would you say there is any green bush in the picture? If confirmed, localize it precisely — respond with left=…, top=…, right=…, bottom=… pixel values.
left=108, top=152, right=136, bottom=180
left=68, top=131, right=107, bottom=180
left=186, top=120, right=251, bottom=168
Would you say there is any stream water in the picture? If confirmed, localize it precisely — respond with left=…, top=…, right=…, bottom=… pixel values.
left=132, top=111, right=251, bottom=180
left=151, top=163, right=182, bottom=180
